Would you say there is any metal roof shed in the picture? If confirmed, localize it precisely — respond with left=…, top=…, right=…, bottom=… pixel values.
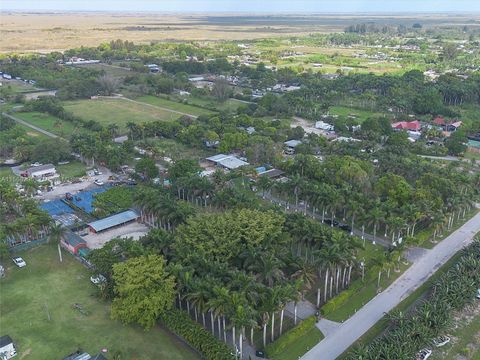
left=87, top=210, right=139, bottom=233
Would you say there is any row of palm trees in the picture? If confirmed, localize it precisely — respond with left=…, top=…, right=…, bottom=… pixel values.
left=347, top=238, right=480, bottom=359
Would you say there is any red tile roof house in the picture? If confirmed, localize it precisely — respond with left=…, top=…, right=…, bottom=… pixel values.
left=391, top=120, right=421, bottom=131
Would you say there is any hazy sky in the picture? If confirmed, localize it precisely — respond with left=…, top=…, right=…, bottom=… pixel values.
left=2, top=0, right=480, bottom=13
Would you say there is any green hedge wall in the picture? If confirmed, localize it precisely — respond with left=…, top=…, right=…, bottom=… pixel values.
left=160, top=308, right=235, bottom=360
left=265, top=315, right=317, bottom=358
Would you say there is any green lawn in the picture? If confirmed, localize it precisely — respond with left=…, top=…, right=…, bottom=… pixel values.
left=140, top=138, right=214, bottom=161
left=56, top=161, right=87, bottom=179
left=15, top=112, right=86, bottom=138
left=271, top=327, right=324, bottom=360
left=0, top=244, right=198, bottom=360
left=178, top=95, right=247, bottom=113
left=0, top=167, right=18, bottom=184
left=63, top=98, right=181, bottom=132
left=135, top=95, right=214, bottom=117
left=329, top=106, right=386, bottom=124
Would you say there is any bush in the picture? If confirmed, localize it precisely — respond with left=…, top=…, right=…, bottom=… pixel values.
left=265, top=316, right=316, bottom=358
left=321, top=290, right=353, bottom=315
left=159, top=308, right=235, bottom=360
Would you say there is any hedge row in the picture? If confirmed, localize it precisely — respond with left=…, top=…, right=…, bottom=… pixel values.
left=265, top=316, right=317, bottom=358
left=159, top=308, right=235, bottom=360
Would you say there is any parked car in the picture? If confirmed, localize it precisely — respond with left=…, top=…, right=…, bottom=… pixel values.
left=90, top=274, right=107, bottom=285
left=324, top=219, right=339, bottom=227
left=432, top=335, right=450, bottom=347
left=339, top=223, right=352, bottom=232
left=12, top=257, right=26, bottom=268
left=94, top=179, right=104, bottom=186
left=416, top=348, right=432, bottom=360
left=93, top=168, right=102, bottom=175
left=476, top=288, right=480, bottom=299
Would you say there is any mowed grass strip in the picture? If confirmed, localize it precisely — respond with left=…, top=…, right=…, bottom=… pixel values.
left=63, top=98, right=180, bottom=131
left=0, top=244, right=198, bottom=360
left=15, top=112, right=86, bottom=137
left=135, top=95, right=214, bottom=117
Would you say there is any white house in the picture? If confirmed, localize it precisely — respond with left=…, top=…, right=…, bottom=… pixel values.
left=206, top=154, right=249, bottom=170
left=23, top=164, right=59, bottom=181
left=0, top=335, right=17, bottom=359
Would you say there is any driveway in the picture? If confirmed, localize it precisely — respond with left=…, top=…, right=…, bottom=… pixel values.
left=301, top=211, right=480, bottom=360
left=39, top=166, right=112, bottom=201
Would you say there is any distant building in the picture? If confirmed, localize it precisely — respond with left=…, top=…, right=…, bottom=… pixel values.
left=391, top=120, right=421, bottom=132
left=61, top=231, right=88, bottom=255
left=315, top=121, right=335, bottom=132
left=206, top=154, right=249, bottom=170
left=23, top=164, right=59, bottom=181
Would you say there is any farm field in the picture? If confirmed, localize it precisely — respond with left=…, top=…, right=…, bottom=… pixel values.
left=178, top=96, right=249, bottom=113
left=0, top=244, right=198, bottom=360
left=63, top=98, right=180, bottom=131
left=135, top=95, right=214, bottom=117
left=78, top=63, right=132, bottom=78
left=14, top=112, right=87, bottom=138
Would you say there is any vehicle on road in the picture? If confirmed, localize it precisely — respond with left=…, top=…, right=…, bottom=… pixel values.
left=416, top=348, right=432, bottom=360
left=94, top=179, right=104, bottom=186
left=324, top=219, right=339, bottom=227
left=476, top=288, right=480, bottom=299
left=339, top=223, right=352, bottom=232
left=432, top=335, right=450, bottom=347
left=12, top=257, right=26, bottom=268
left=90, top=274, right=107, bottom=286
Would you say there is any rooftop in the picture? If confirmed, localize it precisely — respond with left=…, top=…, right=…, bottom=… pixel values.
left=88, top=210, right=139, bottom=233
left=206, top=154, right=249, bottom=170
left=0, top=335, right=13, bottom=348
left=284, top=139, right=302, bottom=148
left=63, top=231, right=87, bottom=247
left=26, top=163, right=56, bottom=175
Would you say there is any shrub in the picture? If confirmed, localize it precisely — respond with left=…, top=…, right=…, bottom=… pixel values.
left=159, top=308, right=235, bottom=360
left=265, top=316, right=316, bottom=358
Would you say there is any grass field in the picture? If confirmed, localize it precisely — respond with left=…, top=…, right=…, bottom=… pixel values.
left=64, top=98, right=181, bottom=132
left=0, top=244, right=198, bottom=360
left=15, top=112, right=86, bottom=138
left=135, top=95, right=214, bottom=117
left=180, top=96, right=248, bottom=113
left=272, top=326, right=324, bottom=360
left=57, top=161, right=88, bottom=179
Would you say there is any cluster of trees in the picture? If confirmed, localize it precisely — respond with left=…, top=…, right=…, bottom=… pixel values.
left=0, top=116, right=71, bottom=164
left=0, top=181, right=52, bottom=247
left=267, top=147, right=479, bottom=247
left=88, top=207, right=364, bottom=358
left=284, top=70, right=480, bottom=120
left=348, top=238, right=480, bottom=359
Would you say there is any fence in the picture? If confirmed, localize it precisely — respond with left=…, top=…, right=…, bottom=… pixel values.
left=10, top=238, right=48, bottom=253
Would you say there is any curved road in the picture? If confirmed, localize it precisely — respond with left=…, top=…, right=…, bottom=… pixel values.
left=302, top=210, right=480, bottom=360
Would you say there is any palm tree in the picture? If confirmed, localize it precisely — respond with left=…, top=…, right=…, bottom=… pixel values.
left=107, top=123, right=119, bottom=138
left=257, top=175, right=273, bottom=199
left=207, top=286, right=231, bottom=342
left=367, top=205, right=384, bottom=244
left=49, top=223, right=66, bottom=262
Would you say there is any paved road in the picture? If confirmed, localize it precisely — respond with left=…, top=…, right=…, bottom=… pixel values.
left=2, top=112, right=59, bottom=138
left=302, top=211, right=480, bottom=360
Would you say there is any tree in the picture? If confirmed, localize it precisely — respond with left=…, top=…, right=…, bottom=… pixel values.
left=49, top=223, right=65, bottom=262
left=445, top=130, right=467, bottom=155
left=135, top=157, right=159, bottom=180
left=212, top=78, right=231, bottom=102
left=97, top=74, right=120, bottom=96
left=111, top=254, right=176, bottom=330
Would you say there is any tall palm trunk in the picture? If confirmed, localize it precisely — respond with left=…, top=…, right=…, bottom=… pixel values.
left=271, top=312, right=275, bottom=342
left=280, top=309, right=285, bottom=335
left=324, top=268, right=329, bottom=302
left=263, top=322, right=267, bottom=347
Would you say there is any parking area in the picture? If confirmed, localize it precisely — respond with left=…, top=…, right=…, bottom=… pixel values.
left=82, top=222, right=149, bottom=249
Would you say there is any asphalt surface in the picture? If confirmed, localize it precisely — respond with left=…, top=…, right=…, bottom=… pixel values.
left=301, top=210, right=480, bottom=360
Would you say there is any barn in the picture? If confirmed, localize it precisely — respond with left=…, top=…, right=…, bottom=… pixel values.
left=87, top=210, right=139, bottom=234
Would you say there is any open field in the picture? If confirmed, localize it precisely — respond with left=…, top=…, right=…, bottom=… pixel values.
left=56, top=161, right=88, bottom=179
left=329, top=106, right=386, bottom=124
left=273, top=327, right=324, bottom=360
left=135, top=95, right=214, bottom=117
left=179, top=96, right=249, bottom=113
left=0, top=244, right=198, bottom=360
left=0, top=79, right=39, bottom=93
left=15, top=111, right=87, bottom=137
left=2, top=13, right=480, bottom=53
left=63, top=98, right=180, bottom=131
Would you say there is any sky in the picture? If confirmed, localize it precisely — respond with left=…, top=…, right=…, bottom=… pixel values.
left=2, top=0, right=480, bottom=13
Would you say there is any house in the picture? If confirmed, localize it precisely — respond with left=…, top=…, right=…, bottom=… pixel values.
left=206, top=154, right=249, bottom=170
left=445, top=121, right=462, bottom=132
left=257, top=168, right=285, bottom=179
left=22, top=164, right=59, bottom=181
left=61, top=231, right=88, bottom=255
left=391, top=120, right=421, bottom=131
left=0, top=335, right=17, bottom=359
left=87, top=210, right=140, bottom=234
left=315, top=121, right=335, bottom=132
left=284, top=140, right=302, bottom=154
left=113, top=135, right=128, bottom=144
left=146, top=64, right=160, bottom=73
